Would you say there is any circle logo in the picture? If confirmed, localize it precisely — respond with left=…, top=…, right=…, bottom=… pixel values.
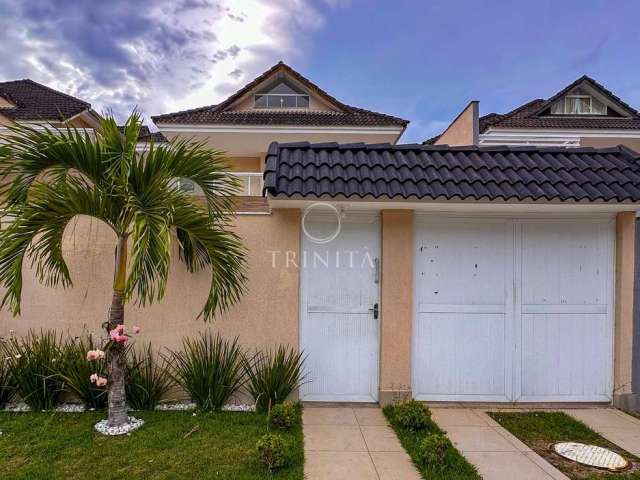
left=301, top=202, right=342, bottom=244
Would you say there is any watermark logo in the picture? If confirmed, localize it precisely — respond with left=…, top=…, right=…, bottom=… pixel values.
left=301, top=202, right=342, bottom=244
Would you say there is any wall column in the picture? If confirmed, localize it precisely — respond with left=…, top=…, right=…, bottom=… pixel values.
left=379, top=210, right=414, bottom=405
left=614, top=211, right=636, bottom=408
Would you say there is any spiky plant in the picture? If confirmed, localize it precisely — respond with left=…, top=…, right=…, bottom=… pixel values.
left=126, top=343, right=174, bottom=410
left=0, top=339, right=17, bottom=408
left=244, top=346, right=306, bottom=412
left=0, top=113, right=247, bottom=427
left=59, top=335, right=108, bottom=410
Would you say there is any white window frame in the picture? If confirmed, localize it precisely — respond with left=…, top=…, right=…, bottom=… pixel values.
left=563, top=95, right=607, bottom=115
left=254, top=93, right=310, bottom=109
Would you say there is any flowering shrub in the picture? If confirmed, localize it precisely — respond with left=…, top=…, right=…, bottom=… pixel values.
left=256, top=433, right=290, bottom=471
left=268, top=401, right=300, bottom=430
left=84, top=324, right=141, bottom=392
left=58, top=335, right=108, bottom=410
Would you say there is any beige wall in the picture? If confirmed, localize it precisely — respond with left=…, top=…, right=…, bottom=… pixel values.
left=379, top=210, right=413, bottom=404
left=614, top=211, right=636, bottom=395
left=0, top=210, right=301, bottom=353
left=228, top=157, right=262, bottom=172
left=435, top=101, right=479, bottom=146
left=581, top=137, right=640, bottom=153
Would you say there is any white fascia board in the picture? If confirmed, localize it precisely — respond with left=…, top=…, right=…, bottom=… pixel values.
left=482, top=128, right=640, bottom=139
left=267, top=196, right=638, bottom=214
left=155, top=123, right=404, bottom=135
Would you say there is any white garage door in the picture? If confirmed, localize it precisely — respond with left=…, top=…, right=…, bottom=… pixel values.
left=413, top=217, right=614, bottom=403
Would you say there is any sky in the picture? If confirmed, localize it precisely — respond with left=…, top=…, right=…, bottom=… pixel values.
left=1, top=0, right=639, bottom=143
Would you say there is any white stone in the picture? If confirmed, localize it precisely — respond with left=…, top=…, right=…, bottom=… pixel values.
left=94, top=417, right=144, bottom=436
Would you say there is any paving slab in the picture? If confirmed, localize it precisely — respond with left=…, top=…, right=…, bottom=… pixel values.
left=565, top=408, right=640, bottom=456
left=432, top=408, right=569, bottom=480
left=303, top=406, right=421, bottom=480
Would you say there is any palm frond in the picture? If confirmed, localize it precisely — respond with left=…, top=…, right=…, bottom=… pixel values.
left=170, top=194, right=247, bottom=319
left=0, top=179, right=118, bottom=314
left=0, top=123, right=104, bottom=206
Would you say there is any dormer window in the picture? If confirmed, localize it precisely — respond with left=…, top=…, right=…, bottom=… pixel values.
left=254, top=81, right=309, bottom=109
left=551, top=92, right=607, bottom=115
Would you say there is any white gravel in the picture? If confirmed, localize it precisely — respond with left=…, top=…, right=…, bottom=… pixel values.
left=5, top=401, right=256, bottom=413
left=94, top=417, right=144, bottom=436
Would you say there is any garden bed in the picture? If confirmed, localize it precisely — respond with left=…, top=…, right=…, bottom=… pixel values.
left=383, top=403, right=480, bottom=480
left=489, top=411, right=639, bottom=479
left=0, top=410, right=304, bottom=479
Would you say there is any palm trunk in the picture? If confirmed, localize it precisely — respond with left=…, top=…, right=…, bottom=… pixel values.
left=107, top=236, right=128, bottom=427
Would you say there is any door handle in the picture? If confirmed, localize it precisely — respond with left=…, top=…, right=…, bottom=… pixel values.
left=368, top=303, right=379, bottom=319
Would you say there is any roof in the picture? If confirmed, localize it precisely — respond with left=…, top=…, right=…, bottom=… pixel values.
left=152, top=62, right=408, bottom=128
left=264, top=142, right=640, bottom=203
left=0, top=79, right=91, bottom=122
left=425, top=76, right=640, bottom=143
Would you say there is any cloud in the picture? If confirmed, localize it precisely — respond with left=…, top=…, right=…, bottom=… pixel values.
left=0, top=0, right=341, bottom=123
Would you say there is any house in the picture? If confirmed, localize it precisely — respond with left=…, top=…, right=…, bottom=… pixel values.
left=0, top=79, right=102, bottom=129
left=1, top=64, right=640, bottom=410
left=425, top=75, right=640, bottom=150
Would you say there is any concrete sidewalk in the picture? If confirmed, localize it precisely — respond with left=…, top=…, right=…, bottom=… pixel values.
left=431, top=408, right=569, bottom=480
left=565, top=408, right=640, bottom=456
left=303, top=406, right=421, bottom=480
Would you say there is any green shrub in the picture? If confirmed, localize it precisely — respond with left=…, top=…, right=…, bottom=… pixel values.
left=0, top=340, right=17, bottom=408
left=59, top=335, right=107, bottom=410
left=268, top=401, right=299, bottom=430
left=4, top=331, right=65, bottom=410
left=256, top=432, right=289, bottom=471
left=416, top=433, right=451, bottom=470
left=244, top=345, right=305, bottom=412
left=126, top=343, right=174, bottom=410
left=167, top=333, right=245, bottom=411
left=393, top=399, right=431, bottom=431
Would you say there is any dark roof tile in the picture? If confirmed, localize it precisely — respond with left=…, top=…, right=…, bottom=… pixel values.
left=264, top=142, right=640, bottom=203
left=152, top=62, right=407, bottom=128
left=0, top=79, right=90, bottom=122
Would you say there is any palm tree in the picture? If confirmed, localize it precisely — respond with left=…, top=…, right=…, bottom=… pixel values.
left=0, top=113, right=247, bottom=427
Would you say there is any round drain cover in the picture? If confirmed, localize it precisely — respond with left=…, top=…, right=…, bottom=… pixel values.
left=552, top=442, right=629, bottom=471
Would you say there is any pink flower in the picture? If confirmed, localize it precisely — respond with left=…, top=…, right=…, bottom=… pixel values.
left=86, top=349, right=105, bottom=361
left=115, top=324, right=125, bottom=334
left=133, top=326, right=140, bottom=334
left=96, top=377, right=108, bottom=387
left=89, top=373, right=99, bottom=384
left=109, top=330, right=129, bottom=344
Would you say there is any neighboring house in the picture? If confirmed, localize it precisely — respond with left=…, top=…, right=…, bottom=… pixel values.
left=0, top=79, right=102, bottom=129
left=2, top=64, right=640, bottom=410
left=425, top=75, right=640, bottom=150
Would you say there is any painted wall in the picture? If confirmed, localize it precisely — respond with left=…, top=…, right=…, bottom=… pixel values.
left=0, top=210, right=301, bottom=353
left=581, top=137, right=640, bottom=152
left=434, top=101, right=479, bottom=147
left=379, top=210, right=413, bottom=404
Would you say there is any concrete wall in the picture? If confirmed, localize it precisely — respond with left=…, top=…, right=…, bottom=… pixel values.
left=379, top=210, right=413, bottom=404
left=0, top=210, right=302, bottom=353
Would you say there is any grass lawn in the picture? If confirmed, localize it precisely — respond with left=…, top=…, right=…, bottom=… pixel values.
left=489, top=411, right=639, bottom=480
left=0, top=410, right=303, bottom=480
left=382, top=404, right=480, bottom=480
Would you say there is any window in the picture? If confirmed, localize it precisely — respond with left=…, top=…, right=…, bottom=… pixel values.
left=551, top=94, right=607, bottom=115
left=254, top=93, right=310, bottom=109
left=177, top=178, right=195, bottom=193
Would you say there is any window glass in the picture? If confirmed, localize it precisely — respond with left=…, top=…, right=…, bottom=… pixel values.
left=297, top=95, right=310, bottom=108
left=254, top=95, right=267, bottom=108
left=282, top=96, right=297, bottom=108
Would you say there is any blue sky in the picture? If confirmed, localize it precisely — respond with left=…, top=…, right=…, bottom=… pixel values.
left=1, top=0, right=639, bottom=142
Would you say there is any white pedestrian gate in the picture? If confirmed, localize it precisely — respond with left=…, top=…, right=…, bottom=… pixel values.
left=413, top=217, right=614, bottom=402
left=300, top=216, right=380, bottom=402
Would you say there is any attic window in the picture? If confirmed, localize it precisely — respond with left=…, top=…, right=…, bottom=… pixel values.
left=551, top=94, right=607, bottom=115
left=254, top=82, right=309, bottom=109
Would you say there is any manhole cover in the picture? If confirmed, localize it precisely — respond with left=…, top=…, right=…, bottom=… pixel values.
left=552, top=442, right=629, bottom=471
